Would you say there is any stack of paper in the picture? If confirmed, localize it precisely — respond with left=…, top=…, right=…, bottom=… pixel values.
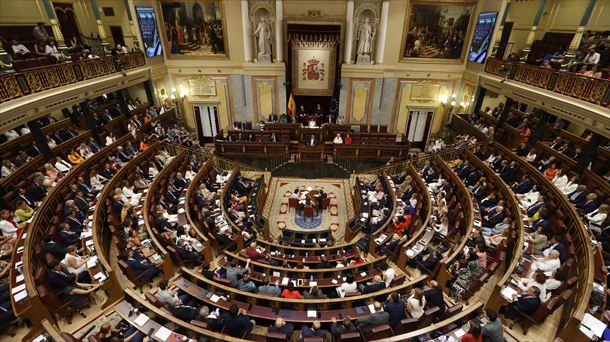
left=154, top=327, right=172, bottom=340
left=580, top=313, right=606, bottom=339
left=500, top=286, right=518, bottom=301
left=134, top=313, right=150, bottom=326
left=307, top=310, right=317, bottom=318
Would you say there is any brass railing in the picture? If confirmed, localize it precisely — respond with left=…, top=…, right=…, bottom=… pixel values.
left=485, top=57, right=610, bottom=107
left=0, top=52, right=146, bottom=103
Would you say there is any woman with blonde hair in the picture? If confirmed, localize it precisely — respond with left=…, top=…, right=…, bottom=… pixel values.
left=44, top=163, right=59, bottom=183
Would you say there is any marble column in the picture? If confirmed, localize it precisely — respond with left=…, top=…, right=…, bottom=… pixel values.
left=567, top=0, right=597, bottom=53
left=344, top=0, right=355, bottom=64
left=241, top=0, right=253, bottom=62
left=524, top=0, right=546, bottom=54
left=374, top=0, right=389, bottom=64
left=275, top=0, right=284, bottom=62
left=123, top=0, right=139, bottom=49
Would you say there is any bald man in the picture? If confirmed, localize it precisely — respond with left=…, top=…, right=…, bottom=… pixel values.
left=268, top=317, right=293, bottom=337
left=356, top=301, right=389, bottom=335
left=424, top=280, right=446, bottom=314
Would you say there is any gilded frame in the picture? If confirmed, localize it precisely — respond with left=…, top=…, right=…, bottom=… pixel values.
left=157, top=0, right=230, bottom=60
left=399, top=0, right=477, bottom=64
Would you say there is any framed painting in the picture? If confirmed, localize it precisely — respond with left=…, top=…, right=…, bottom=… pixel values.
left=159, top=0, right=229, bottom=59
left=291, top=43, right=337, bottom=96
left=399, top=0, right=477, bottom=64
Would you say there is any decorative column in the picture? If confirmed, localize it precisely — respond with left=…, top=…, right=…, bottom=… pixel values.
left=42, top=0, right=67, bottom=50
left=523, top=0, right=546, bottom=57
left=374, top=0, right=389, bottom=64
left=123, top=0, right=140, bottom=50
left=90, top=0, right=111, bottom=53
left=344, top=0, right=355, bottom=64
left=241, top=0, right=253, bottom=62
left=275, top=0, right=284, bottom=62
left=567, top=0, right=597, bottom=54
left=143, top=81, right=155, bottom=106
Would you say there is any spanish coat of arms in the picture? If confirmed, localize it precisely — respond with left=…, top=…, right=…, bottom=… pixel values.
left=302, top=57, right=325, bottom=81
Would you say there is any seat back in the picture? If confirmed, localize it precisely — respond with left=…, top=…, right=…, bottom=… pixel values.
left=289, top=197, right=298, bottom=208
left=304, top=206, right=314, bottom=217
left=366, top=323, right=392, bottom=340
left=339, top=331, right=362, bottom=342
left=265, top=331, right=289, bottom=342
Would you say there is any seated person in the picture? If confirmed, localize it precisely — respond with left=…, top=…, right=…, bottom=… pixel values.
left=500, top=286, right=542, bottom=322
left=268, top=317, right=294, bottom=337
left=330, top=317, right=357, bottom=338
left=358, top=275, right=387, bottom=294
left=356, top=301, right=390, bottom=335
left=300, top=320, right=329, bottom=341
left=220, top=304, right=254, bottom=338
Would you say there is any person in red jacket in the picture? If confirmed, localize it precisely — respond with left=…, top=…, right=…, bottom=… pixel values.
left=460, top=320, right=483, bottom=342
left=245, top=242, right=266, bottom=261
left=280, top=282, right=303, bottom=299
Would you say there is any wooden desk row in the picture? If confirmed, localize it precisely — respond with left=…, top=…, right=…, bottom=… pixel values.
left=17, top=134, right=131, bottom=341
left=489, top=142, right=594, bottom=341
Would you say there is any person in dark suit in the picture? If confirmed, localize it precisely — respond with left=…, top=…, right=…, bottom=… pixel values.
left=99, top=164, right=115, bottom=180
left=356, top=301, right=390, bottom=335
left=64, top=209, right=84, bottom=233
left=568, top=185, right=587, bottom=207
left=530, top=209, right=552, bottom=237
left=73, top=190, right=90, bottom=214
left=175, top=241, right=201, bottom=267
left=500, top=286, right=542, bottom=322
left=383, top=292, right=407, bottom=328
left=77, top=176, right=96, bottom=198
left=170, top=303, right=199, bottom=321
left=42, top=234, right=66, bottom=260
left=16, top=188, right=35, bottom=207
left=514, top=143, right=529, bottom=157
left=57, top=223, right=81, bottom=247
left=221, top=304, right=254, bottom=338
left=116, top=146, right=130, bottom=163
left=330, top=317, right=357, bottom=338
left=415, top=248, right=441, bottom=272
left=500, top=161, right=517, bottom=183
left=526, top=197, right=546, bottom=217
left=46, top=260, right=71, bottom=289
left=125, top=249, right=159, bottom=282
left=268, top=318, right=294, bottom=337
left=88, top=138, right=102, bottom=153
left=26, top=178, right=47, bottom=202
left=483, top=206, right=504, bottom=227
left=512, top=175, right=533, bottom=194
left=578, top=193, right=598, bottom=215
left=544, top=235, right=567, bottom=263
left=174, top=172, right=188, bottom=189
left=358, top=275, right=387, bottom=294
left=300, top=320, right=329, bottom=341
left=424, top=280, right=446, bottom=315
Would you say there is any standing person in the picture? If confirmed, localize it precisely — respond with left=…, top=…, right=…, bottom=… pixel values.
left=33, top=22, right=50, bottom=41
left=481, top=309, right=504, bottom=342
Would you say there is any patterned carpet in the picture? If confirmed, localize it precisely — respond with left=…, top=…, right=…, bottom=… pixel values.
left=263, top=177, right=354, bottom=242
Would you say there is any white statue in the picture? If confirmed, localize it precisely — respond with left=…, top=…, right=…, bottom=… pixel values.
left=356, top=18, right=376, bottom=56
left=253, top=18, right=272, bottom=57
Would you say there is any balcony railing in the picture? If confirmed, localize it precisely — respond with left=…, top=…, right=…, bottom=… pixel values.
left=0, top=52, right=146, bottom=104
left=485, top=57, right=610, bottom=107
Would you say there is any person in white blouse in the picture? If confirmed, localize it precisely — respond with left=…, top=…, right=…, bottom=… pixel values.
left=434, top=216, right=449, bottom=236
left=382, top=266, right=395, bottom=287
left=79, top=144, right=93, bottom=159
left=551, top=169, right=568, bottom=189
left=0, top=209, right=18, bottom=238
left=586, top=204, right=609, bottom=230
left=1, top=160, right=16, bottom=178
left=525, top=149, right=537, bottom=163
left=406, top=288, right=426, bottom=319
left=89, top=170, right=106, bottom=191
left=105, top=132, right=116, bottom=146
left=333, top=133, right=343, bottom=144
left=120, top=182, right=142, bottom=206
left=54, top=156, right=72, bottom=174
left=4, top=130, right=19, bottom=141
left=429, top=177, right=445, bottom=191
left=64, top=245, right=88, bottom=277
left=336, top=273, right=358, bottom=297
left=20, top=126, right=30, bottom=135
left=559, top=175, right=579, bottom=196
left=148, top=164, right=159, bottom=178
left=409, top=194, right=418, bottom=209
left=517, top=185, right=540, bottom=208
left=184, top=165, right=196, bottom=181
left=484, top=153, right=498, bottom=165
left=529, top=250, right=561, bottom=276
left=515, top=271, right=548, bottom=301
left=47, top=136, right=57, bottom=148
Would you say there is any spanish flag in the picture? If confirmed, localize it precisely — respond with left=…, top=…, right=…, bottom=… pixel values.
left=287, top=92, right=296, bottom=116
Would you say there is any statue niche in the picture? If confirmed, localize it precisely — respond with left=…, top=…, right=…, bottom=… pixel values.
left=355, top=9, right=377, bottom=65
left=252, top=8, right=273, bottom=64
